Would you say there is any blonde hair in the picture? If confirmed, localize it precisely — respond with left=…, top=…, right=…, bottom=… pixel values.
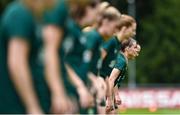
left=97, top=6, right=121, bottom=27
left=98, top=2, right=110, bottom=14
left=104, top=6, right=121, bottom=17
left=117, top=14, right=136, bottom=29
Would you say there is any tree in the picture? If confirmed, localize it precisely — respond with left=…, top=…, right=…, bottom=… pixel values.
left=136, top=0, right=180, bottom=85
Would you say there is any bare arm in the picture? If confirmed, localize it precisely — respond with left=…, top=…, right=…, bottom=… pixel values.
left=101, top=48, right=108, bottom=60
left=43, top=25, right=69, bottom=113
left=43, top=25, right=66, bottom=98
left=8, top=38, right=42, bottom=114
left=65, top=64, right=94, bottom=108
left=88, top=72, right=97, bottom=87
left=65, top=64, right=88, bottom=92
left=108, top=68, right=120, bottom=98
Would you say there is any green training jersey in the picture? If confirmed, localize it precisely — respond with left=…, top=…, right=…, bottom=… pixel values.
left=44, top=1, right=78, bottom=97
left=100, top=36, right=121, bottom=78
left=0, top=0, right=78, bottom=113
left=44, top=0, right=68, bottom=29
left=113, top=52, right=128, bottom=88
left=84, top=29, right=103, bottom=75
left=63, top=18, right=88, bottom=83
left=0, top=1, right=50, bottom=113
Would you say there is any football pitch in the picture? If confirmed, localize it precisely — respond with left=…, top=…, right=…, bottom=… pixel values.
left=118, top=108, right=180, bottom=114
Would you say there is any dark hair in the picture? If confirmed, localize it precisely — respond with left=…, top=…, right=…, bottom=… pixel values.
left=121, top=38, right=136, bottom=52
left=89, top=0, right=100, bottom=8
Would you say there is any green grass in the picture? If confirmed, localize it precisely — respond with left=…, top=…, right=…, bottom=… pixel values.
left=118, top=108, right=180, bottom=114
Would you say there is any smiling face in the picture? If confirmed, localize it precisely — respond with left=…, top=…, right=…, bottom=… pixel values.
left=128, top=23, right=137, bottom=37
left=121, top=38, right=140, bottom=60
left=125, top=41, right=141, bottom=60
left=123, top=23, right=137, bottom=39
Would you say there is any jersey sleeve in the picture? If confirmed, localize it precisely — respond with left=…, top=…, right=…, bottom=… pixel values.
left=85, top=31, right=97, bottom=50
left=114, top=55, right=126, bottom=71
left=5, top=9, right=34, bottom=41
left=44, top=1, right=68, bottom=28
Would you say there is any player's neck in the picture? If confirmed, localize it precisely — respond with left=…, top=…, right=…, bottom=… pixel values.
left=98, top=27, right=109, bottom=39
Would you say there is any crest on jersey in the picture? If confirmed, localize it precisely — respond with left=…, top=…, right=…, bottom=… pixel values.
left=114, top=49, right=118, bottom=54
left=79, top=35, right=87, bottom=45
left=83, top=50, right=92, bottom=63
left=63, top=35, right=74, bottom=54
left=109, top=60, right=116, bottom=68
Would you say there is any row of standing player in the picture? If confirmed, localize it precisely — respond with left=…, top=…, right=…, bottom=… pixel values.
left=0, top=0, right=140, bottom=114
left=82, top=3, right=140, bottom=113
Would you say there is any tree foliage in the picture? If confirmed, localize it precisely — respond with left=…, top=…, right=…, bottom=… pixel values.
left=136, top=0, right=180, bottom=84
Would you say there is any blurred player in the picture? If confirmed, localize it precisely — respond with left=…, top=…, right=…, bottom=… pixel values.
left=100, top=15, right=137, bottom=85
left=100, top=15, right=140, bottom=113
left=64, top=1, right=100, bottom=114
left=43, top=0, right=75, bottom=113
left=106, top=38, right=140, bottom=113
left=43, top=0, right=99, bottom=113
left=82, top=6, right=121, bottom=114
left=96, top=14, right=137, bottom=113
left=83, top=1, right=110, bottom=32
left=0, top=0, right=58, bottom=113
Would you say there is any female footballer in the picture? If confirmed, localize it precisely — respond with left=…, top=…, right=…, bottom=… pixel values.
left=82, top=6, right=121, bottom=113
left=106, top=38, right=140, bottom=113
